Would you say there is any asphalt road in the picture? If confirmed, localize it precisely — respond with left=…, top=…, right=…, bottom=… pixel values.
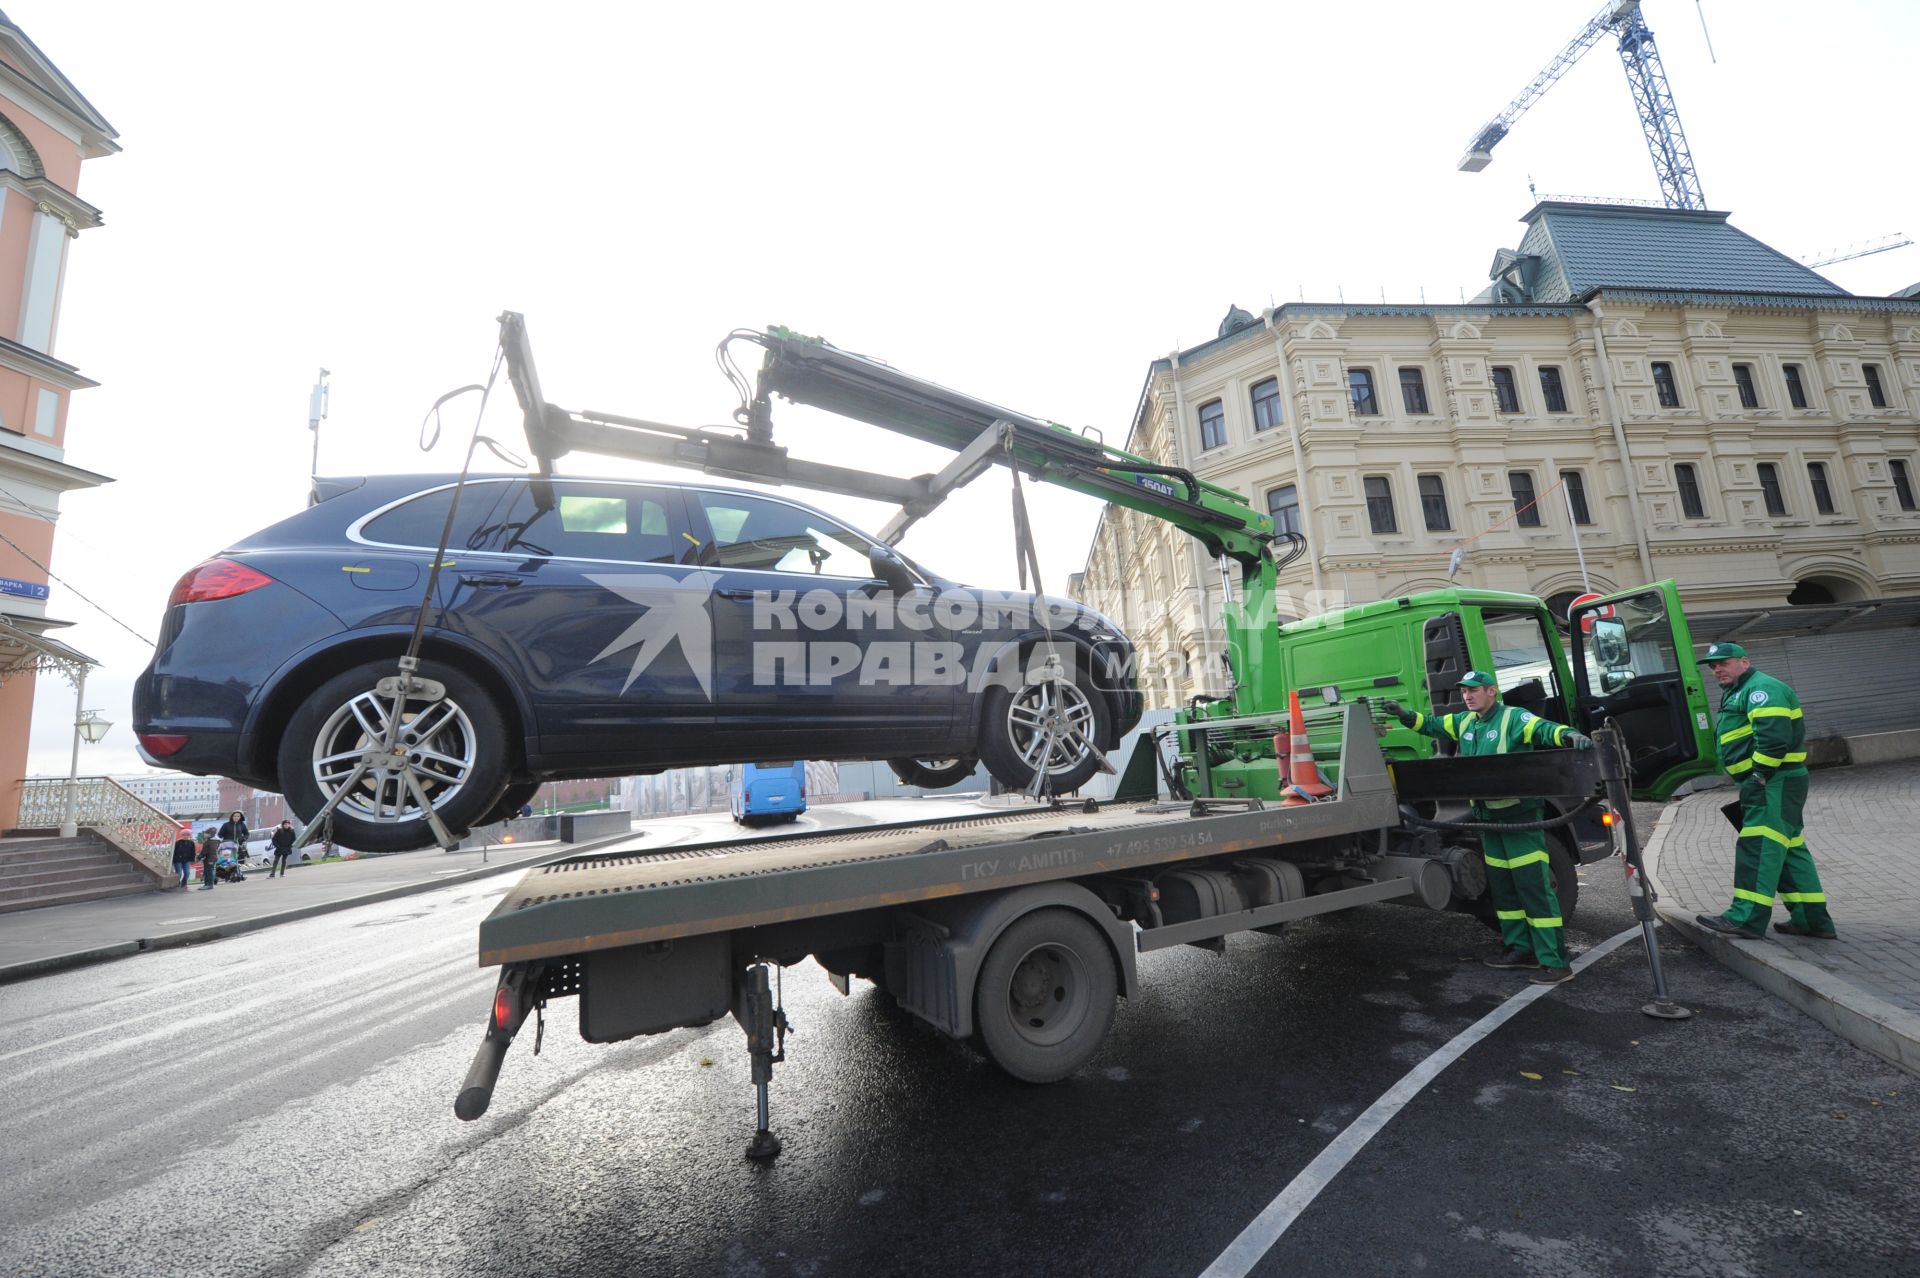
left=3, top=814, right=1915, bottom=1277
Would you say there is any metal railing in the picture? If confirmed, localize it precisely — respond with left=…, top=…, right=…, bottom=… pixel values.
left=17, top=776, right=180, bottom=879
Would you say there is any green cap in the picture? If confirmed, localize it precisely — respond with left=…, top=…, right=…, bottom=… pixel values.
left=1458, top=670, right=1497, bottom=688
left=1699, top=642, right=1748, bottom=662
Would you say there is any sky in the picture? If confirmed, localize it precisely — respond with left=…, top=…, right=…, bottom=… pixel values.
left=15, top=0, right=1919, bottom=777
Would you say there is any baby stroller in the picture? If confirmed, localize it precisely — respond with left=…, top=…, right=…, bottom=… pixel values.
left=214, top=842, right=248, bottom=883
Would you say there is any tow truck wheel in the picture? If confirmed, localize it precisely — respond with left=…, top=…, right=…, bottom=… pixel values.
left=978, top=667, right=1112, bottom=796
left=974, top=908, right=1117, bottom=1083
left=278, top=658, right=511, bottom=853
left=887, top=756, right=976, bottom=789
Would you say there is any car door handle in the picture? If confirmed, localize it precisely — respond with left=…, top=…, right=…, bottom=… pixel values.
left=714, top=587, right=758, bottom=601
left=460, top=574, right=524, bottom=588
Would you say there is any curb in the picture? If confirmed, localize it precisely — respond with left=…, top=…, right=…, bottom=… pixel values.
left=1643, top=796, right=1920, bottom=1079
left=0, top=831, right=637, bottom=987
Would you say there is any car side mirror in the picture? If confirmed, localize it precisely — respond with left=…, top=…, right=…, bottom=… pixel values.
left=1590, top=617, right=1631, bottom=670
left=1601, top=669, right=1633, bottom=694
left=868, top=545, right=915, bottom=593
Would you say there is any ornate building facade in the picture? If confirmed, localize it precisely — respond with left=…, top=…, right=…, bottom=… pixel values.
left=0, top=13, right=117, bottom=828
left=1073, top=202, right=1920, bottom=734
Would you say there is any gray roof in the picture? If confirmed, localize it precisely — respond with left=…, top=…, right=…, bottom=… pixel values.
left=1513, top=202, right=1846, bottom=302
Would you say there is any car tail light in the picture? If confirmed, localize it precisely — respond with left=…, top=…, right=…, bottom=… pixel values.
left=493, top=987, right=515, bottom=1031
left=168, top=559, right=274, bottom=608
left=138, top=733, right=190, bottom=756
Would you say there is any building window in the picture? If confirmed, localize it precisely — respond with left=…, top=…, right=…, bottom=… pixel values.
left=1783, top=363, right=1808, bottom=409
left=1808, top=461, right=1836, bottom=515
left=1756, top=462, right=1788, bottom=517
left=1399, top=367, right=1429, bottom=415
left=1363, top=475, right=1397, bottom=534
left=1348, top=369, right=1379, bottom=416
left=1198, top=399, right=1226, bottom=450
left=1892, top=459, right=1918, bottom=511
left=1564, top=470, right=1592, bottom=525
left=1417, top=473, right=1450, bottom=531
left=1733, top=363, right=1759, bottom=410
left=1509, top=471, right=1542, bottom=527
left=1539, top=366, right=1568, bottom=413
left=1675, top=463, right=1706, bottom=518
left=1250, top=378, right=1283, bottom=432
left=1266, top=484, right=1302, bottom=538
left=1864, top=363, right=1888, bottom=408
left=1652, top=361, right=1681, bottom=408
left=1492, top=366, right=1521, bottom=413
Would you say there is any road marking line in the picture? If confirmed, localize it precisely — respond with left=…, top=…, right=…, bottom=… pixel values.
left=1199, top=925, right=1641, bottom=1278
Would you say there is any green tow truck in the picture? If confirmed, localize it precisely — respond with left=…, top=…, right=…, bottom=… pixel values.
left=454, top=317, right=1714, bottom=1156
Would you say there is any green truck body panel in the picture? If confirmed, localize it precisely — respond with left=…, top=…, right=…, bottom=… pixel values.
left=1174, top=580, right=1716, bottom=803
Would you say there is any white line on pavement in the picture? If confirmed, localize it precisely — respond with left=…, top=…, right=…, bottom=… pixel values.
left=1199, top=924, right=1642, bottom=1278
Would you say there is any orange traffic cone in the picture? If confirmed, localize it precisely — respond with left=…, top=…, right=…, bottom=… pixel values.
left=1279, top=689, right=1335, bottom=807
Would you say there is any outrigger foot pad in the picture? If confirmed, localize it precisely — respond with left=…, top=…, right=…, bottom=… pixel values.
left=745, top=1130, right=783, bottom=1161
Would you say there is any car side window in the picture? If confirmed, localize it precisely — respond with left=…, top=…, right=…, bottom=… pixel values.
left=691, top=492, right=880, bottom=579
left=359, top=481, right=523, bottom=553
left=499, top=482, right=691, bottom=563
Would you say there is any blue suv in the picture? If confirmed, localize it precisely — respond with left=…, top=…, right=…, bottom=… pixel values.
left=134, top=474, right=1142, bottom=852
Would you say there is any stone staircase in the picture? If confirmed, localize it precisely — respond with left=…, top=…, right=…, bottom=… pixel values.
left=0, top=835, right=169, bottom=914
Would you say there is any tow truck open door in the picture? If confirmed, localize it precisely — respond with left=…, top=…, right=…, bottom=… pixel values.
left=1570, top=580, right=1717, bottom=799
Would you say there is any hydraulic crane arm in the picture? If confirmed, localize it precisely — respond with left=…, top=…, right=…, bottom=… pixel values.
left=501, top=311, right=1289, bottom=575
left=743, top=327, right=1283, bottom=570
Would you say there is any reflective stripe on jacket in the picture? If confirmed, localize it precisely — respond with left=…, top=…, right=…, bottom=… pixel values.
left=1715, top=668, right=1806, bottom=780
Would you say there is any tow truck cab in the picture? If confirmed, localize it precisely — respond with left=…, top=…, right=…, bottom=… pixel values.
left=1268, top=578, right=1715, bottom=802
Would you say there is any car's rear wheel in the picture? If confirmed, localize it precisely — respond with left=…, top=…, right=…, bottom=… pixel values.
left=277, top=658, right=510, bottom=853
left=978, top=663, right=1112, bottom=796
left=888, top=756, right=977, bottom=789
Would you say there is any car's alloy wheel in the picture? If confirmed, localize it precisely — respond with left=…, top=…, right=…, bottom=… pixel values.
left=978, top=664, right=1111, bottom=796
left=278, top=658, right=510, bottom=853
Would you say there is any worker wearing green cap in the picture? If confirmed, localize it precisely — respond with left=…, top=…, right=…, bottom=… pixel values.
left=1692, top=642, right=1837, bottom=941
left=1383, top=671, right=1593, bottom=984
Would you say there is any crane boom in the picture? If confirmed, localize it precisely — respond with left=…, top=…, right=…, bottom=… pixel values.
left=1457, top=0, right=1706, bottom=212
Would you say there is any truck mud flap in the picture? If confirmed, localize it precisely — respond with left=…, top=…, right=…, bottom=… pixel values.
left=580, top=934, right=731, bottom=1043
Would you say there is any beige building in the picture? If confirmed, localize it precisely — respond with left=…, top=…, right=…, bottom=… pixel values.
left=1074, top=202, right=1920, bottom=735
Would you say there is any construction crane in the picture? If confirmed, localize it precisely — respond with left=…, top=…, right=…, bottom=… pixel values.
left=1458, top=0, right=1706, bottom=211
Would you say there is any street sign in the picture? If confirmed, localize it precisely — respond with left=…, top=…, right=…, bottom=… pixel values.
left=0, top=576, right=49, bottom=600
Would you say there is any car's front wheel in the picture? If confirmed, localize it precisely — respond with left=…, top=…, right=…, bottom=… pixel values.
left=277, top=658, right=511, bottom=853
left=977, top=665, right=1112, bottom=796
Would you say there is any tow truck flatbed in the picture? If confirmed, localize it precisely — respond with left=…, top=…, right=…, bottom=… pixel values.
left=480, top=705, right=1397, bottom=966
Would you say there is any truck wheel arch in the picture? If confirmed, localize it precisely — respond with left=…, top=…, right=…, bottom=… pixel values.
left=886, top=881, right=1136, bottom=1041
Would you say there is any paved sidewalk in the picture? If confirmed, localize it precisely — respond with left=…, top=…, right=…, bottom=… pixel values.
left=0, top=834, right=589, bottom=984
left=1644, top=761, right=1920, bottom=1077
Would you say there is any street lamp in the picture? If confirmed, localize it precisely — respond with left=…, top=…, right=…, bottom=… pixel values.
left=59, top=663, right=111, bottom=837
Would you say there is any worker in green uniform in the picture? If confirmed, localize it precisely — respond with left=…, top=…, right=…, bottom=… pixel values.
left=1692, top=641, right=1838, bottom=941
left=1384, top=671, right=1593, bottom=984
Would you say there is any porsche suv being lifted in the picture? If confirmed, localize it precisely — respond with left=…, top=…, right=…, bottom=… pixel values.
left=133, top=474, right=1142, bottom=852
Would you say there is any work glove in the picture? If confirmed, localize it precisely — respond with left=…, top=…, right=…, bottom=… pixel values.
left=1565, top=732, right=1594, bottom=751
left=1380, top=699, right=1416, bottom=727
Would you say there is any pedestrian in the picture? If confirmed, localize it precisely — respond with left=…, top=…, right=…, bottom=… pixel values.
left=1384, top=671, right=1594, bottom=984
left=268, top=819, right=297, bottom=878
left=1691, top=642, right=1837, bottom=941
left=198, top=828, right=220, bottom=889
left=171, top=829, right=197, bottom=888
left=217, top=810, right=250, bottom=864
